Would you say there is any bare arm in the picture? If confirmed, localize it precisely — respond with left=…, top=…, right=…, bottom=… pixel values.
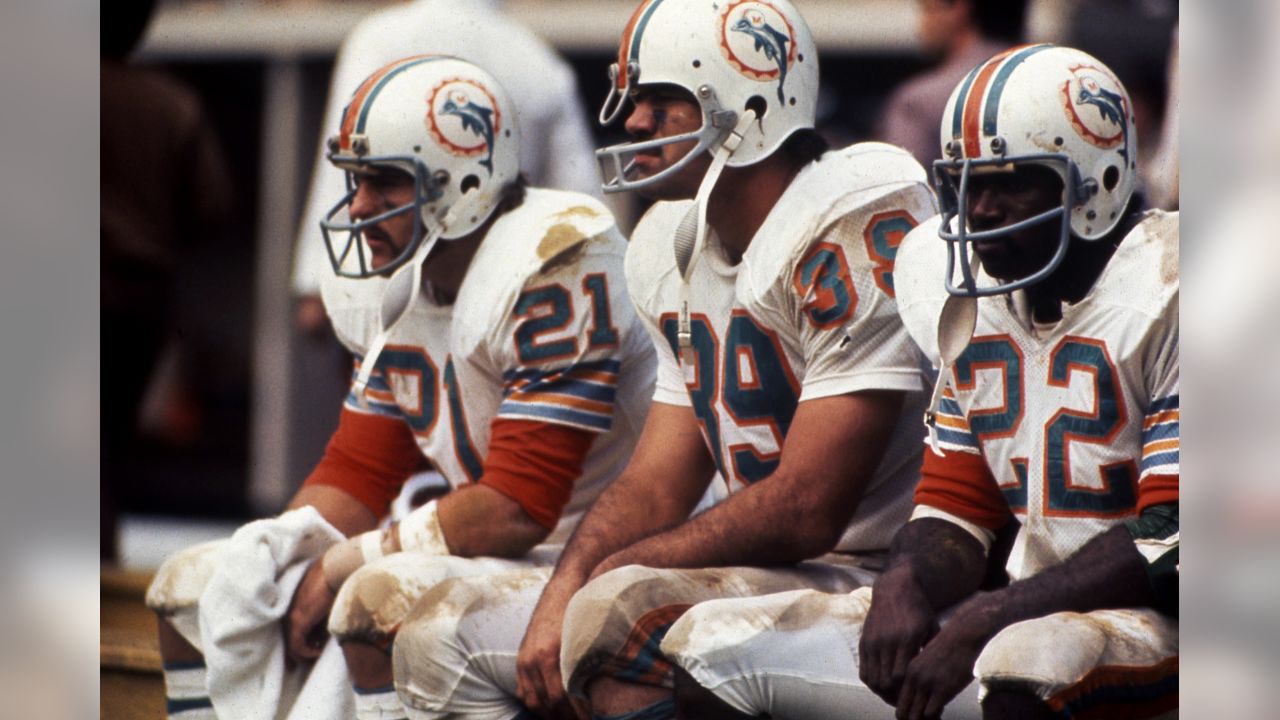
left=591, top=390, right=905, bottom=576
left=287, top=483, right=380, bottom=538
left=435, top=483, right=549, bottom=557
left=516, top=401, right=716, bottom=718
left=878, top=520, right=1162, bottom=720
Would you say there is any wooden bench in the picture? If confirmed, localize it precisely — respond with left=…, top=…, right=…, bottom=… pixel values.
left=101, top=567, right=165, bottom=720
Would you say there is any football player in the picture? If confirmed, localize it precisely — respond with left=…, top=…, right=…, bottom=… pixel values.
left=145, top=56, right=655, bottom=720
left=660, top=44, right=1178, bottom=720
left=388, top=1, right=937, bottom=718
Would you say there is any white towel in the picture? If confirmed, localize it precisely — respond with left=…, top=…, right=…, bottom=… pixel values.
left=198, top=506, right=353, bottom=720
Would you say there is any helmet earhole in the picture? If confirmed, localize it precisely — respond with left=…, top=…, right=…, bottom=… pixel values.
left=745, top=95, right=768, bottom=120
left=789, top=97, right=796, bottom=106
left=461, top=175, right=480, bottom=193
left=1102, top=166, right=1119, bottom=192
left=692, top=59, right=701, bottom=68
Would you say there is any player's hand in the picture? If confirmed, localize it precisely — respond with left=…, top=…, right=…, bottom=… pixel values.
left=893, top=594, right=992, bottom=720
left=516, top=583, right=588, bottom=720
left=858, top=566, right=938, bottom=708
left=283, top=559, right=337, bottom=669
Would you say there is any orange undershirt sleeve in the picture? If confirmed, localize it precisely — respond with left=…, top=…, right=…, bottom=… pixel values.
left=479, top=419, right=596, bottom=530
left=302, top=408, right=423, bottom=518
left=1137, top=473, right=1178, bottom=512
left=914, top=448, right=1012, bottom=531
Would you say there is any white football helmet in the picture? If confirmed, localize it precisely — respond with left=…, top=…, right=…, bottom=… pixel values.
left=595, top=0, right=818, bottom=193
left=320, top=55, right=520, bottom=278
left=933, top=44, right=1138, bottom=296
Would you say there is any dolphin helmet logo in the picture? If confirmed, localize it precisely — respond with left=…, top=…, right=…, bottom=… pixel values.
left=427, top=78, right=501, bottom=174
left=719, top=1, right=797, bottom=104
left=1062, top=64, right=1130, bottom=160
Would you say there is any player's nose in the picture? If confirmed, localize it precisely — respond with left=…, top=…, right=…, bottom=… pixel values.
left=348, top=178, right=382, bottom=220
left=624, top=98, right=657, bottom=139
left=968, top=184, right=1004, bottom=225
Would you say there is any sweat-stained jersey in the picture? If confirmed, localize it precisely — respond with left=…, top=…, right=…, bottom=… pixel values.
left=625, top=143, right=938, bottom=553
left=897, top=210, right=1180, bottom=580
left=320, top=188, right=656, bottom=542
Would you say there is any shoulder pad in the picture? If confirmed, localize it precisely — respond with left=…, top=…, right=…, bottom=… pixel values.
left=453, top=188, right=621, bottom=349
left=1091, top=210, right=1179, bottom=317
left=741, top=145, right=935, bottom=305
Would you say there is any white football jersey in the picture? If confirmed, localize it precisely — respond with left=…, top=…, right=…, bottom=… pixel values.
left=626, top=143, right=937, bottom=552
left=898, top=211, right=1180, bottom=579
left=321, top=189, right=656, bottom=542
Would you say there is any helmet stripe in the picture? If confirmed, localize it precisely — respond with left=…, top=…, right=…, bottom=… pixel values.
left=949, top=61, right=985, bottom=144
left=618, top=0, right=666, bottom=89
left=959, top=47, right=1020, bottom=158
left=339, top=55, right=440, bottom=150
left=980, top=44, right=1053, bottom=138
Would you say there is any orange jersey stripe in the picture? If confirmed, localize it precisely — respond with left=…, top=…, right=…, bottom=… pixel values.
left=504, top=390, right=612, bottom=416
left=1142, top=439, right=1179, bottom=457
left=935, top=414, right=972, bottom=430
left=1143, top=409, right=1179, bottom=429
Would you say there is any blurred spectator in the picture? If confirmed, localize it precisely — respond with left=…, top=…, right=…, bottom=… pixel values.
left=1143, top=25, right=1178, bottom=210
left=876, top=0, right=1027, bottom=166
left=101, top=0, right=233, bottom=560
left=290, top=0, right=602, bottom=330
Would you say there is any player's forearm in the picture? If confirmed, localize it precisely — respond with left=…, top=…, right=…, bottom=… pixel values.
left=948, top=524, right=1157, bottom=645
left=880, top=516, right=989, bottom=612
left=437, top=483, right=550, bottom=558
left=287, top=484, right=380, bottom=538
left=553, top=469, right=701, bottom=586
left=599, top=468, right=849, bottom=573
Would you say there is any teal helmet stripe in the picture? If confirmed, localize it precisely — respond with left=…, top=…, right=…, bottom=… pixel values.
left=628, top=0, right=668, bottom=64
left=981, top=43, right=1053, bottom=138
left=949, top=61, right=985, bottom=142
left=355, top=56, right=443, bottom=134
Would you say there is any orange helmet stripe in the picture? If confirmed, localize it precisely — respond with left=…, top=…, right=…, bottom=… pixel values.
left=338, top=55, right=438, bottom=151
left=617, top=0, right=665, bottom=90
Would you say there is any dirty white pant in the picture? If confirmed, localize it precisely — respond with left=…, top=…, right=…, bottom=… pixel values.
left=663, top=586, right=1178, bottom=719
left=394, top=557, right=881, bottom=720
left=395, top=566, right=553, bottom=720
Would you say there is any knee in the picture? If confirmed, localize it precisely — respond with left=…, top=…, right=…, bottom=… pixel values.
left=330, top=554, right=440, bottom=644
left=975, top=612, right=1107, bottom=700
left=393, top=577, right=488, bottom=712
left=563, top=565, right=686, bottom=647
left=975, top=609, right=1178, bottom=712
left=145, top=540, right=225, bottom=614
left=395, top=576, right=476, bottom=657
left=664, top=587, right=871, bottom=677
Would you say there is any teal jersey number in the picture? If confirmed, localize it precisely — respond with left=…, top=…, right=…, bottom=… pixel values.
left=661, top=312, right=799, bottom=485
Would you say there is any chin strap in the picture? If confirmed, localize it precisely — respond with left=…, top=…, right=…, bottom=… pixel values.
left=672, top=110, right=756, bottom=365
left=924, top=295, right=979, bottom=455
left=351, top=217, right=451, bottom=407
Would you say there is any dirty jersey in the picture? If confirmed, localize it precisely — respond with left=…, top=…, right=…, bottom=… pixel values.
left=321, top=188, right=655, bottom=542
left=624, top=143, right=938, bottom=553
left=896, top=210, right=1180, bottom=579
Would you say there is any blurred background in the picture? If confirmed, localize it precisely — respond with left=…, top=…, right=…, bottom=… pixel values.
left=21, top=0, right=1280, bottom=717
